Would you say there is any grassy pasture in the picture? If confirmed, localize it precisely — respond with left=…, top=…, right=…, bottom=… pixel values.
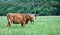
left=0, top=16, right=60, bottom=35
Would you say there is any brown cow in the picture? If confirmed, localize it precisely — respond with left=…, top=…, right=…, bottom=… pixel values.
left=7, top=13, right=36, bottom=27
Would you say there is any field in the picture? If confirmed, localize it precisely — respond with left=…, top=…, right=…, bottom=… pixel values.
left=0, top=16, right=60, bottom=35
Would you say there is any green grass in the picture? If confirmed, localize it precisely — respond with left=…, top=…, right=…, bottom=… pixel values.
left=0, top=16, right=60, bottom=35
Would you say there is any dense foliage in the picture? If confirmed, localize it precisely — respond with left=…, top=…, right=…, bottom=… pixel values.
left=0, top=0, right=60, bottom=16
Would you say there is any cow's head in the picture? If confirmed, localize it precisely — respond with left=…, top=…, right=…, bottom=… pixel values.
left=28, top=14, right=36, bottom=23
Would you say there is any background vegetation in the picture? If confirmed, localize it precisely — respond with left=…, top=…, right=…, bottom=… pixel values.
left=0, top=0, right=60, bottom=16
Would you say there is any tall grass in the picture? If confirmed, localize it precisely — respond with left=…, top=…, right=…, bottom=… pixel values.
left=0, top=16, right=60, bottom=35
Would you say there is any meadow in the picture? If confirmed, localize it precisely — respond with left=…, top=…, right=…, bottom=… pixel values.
left=0, top=16, right=60, bottom=35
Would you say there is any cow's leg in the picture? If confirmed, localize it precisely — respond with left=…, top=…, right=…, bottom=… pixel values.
left=26, top=21, right=28, bottom=24
left=21, top=23, right=23, bottom=27
left=7, top=19, right=11, bottom=27
left=7, top=22, right=11, bottom=27
left=23, top=22, right=26, bottom=27
left=21, top=22, right=26, bottom=27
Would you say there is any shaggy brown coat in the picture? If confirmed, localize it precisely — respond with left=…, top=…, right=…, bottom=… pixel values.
left=7, top=13, right=31, bottom=27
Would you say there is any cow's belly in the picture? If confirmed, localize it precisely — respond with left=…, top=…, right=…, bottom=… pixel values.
left=13, top=19, right=23, bottom=24
left=13, top=21, right=20, bottom=24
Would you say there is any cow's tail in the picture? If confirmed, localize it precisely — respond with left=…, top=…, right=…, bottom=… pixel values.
left=7, top=13, right=10, bottom=20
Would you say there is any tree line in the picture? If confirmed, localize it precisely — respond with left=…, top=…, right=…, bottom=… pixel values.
left=0, top=0, right=60, bottom=16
